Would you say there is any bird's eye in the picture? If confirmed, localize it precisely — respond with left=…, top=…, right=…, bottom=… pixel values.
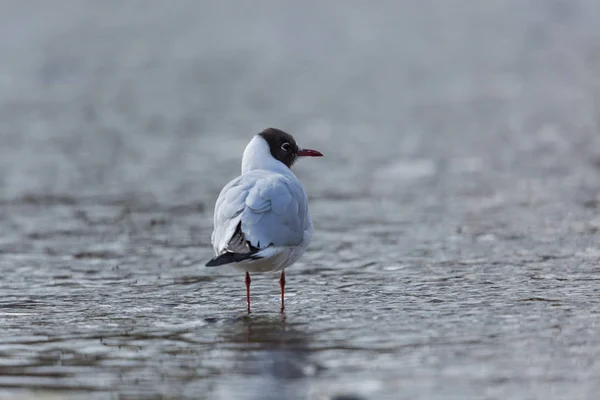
left=281, top=142, right=291, bottom=151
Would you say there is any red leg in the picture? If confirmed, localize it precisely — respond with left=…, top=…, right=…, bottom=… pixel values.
left=280, top=270, right=286, bottom=312
left=245, top=272, right=251, bottom=314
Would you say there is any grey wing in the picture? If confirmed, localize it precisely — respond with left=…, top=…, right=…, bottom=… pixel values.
left=241, top=175, right=308, bottom=249
left=211, top=172, right=307, bottom=254
left=211, top=176, right=252, bottom=254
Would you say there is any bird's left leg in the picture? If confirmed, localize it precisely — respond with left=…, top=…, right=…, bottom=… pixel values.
left=245, top=271, right=252, bottom=313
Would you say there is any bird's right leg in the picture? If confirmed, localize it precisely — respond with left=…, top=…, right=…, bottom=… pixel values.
left=279, top=271, right=286, bottom=313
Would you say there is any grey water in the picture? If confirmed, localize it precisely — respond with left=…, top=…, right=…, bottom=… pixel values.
left=2, top=1, right=600, bottom=399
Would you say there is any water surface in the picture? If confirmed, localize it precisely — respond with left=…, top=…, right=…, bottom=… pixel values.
left=2, top=1, right=600, bottom=399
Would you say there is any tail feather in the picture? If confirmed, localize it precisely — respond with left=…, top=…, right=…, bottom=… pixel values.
left=205, top=251, right=261, bottom=267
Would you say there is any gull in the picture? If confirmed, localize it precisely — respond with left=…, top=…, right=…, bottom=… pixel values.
left=206, top=128, right=322, bottom=313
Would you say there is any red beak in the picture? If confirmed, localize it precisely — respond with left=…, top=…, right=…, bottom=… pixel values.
left=297, top=148, right=323, bottom=157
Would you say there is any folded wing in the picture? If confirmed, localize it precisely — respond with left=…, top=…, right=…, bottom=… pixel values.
left=211, top=171, right=308, bottom=256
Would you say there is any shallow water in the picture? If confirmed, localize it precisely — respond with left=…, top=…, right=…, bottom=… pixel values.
left=2, top=1, right=600, bottom=399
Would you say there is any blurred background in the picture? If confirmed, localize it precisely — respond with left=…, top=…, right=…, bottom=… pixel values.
left=1, top=1, right=600, bottom=399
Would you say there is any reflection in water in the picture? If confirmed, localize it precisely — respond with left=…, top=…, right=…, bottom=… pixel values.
left=217, top=314, right=318, bottom=400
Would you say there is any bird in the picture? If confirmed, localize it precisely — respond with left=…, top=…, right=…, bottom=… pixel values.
left=206, top=128, right=322, bottom=313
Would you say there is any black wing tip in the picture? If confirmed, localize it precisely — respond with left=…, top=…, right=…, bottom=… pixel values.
left=205, top=258, right=223, bottom=267
left=205, top=251, right=261, bottom=267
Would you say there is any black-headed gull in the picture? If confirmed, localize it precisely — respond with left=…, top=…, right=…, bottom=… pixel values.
left=206, top=128, right=323, bottom=313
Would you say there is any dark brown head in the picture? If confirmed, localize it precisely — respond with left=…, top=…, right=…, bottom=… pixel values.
left=258, top=128, right=323, bottom=168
